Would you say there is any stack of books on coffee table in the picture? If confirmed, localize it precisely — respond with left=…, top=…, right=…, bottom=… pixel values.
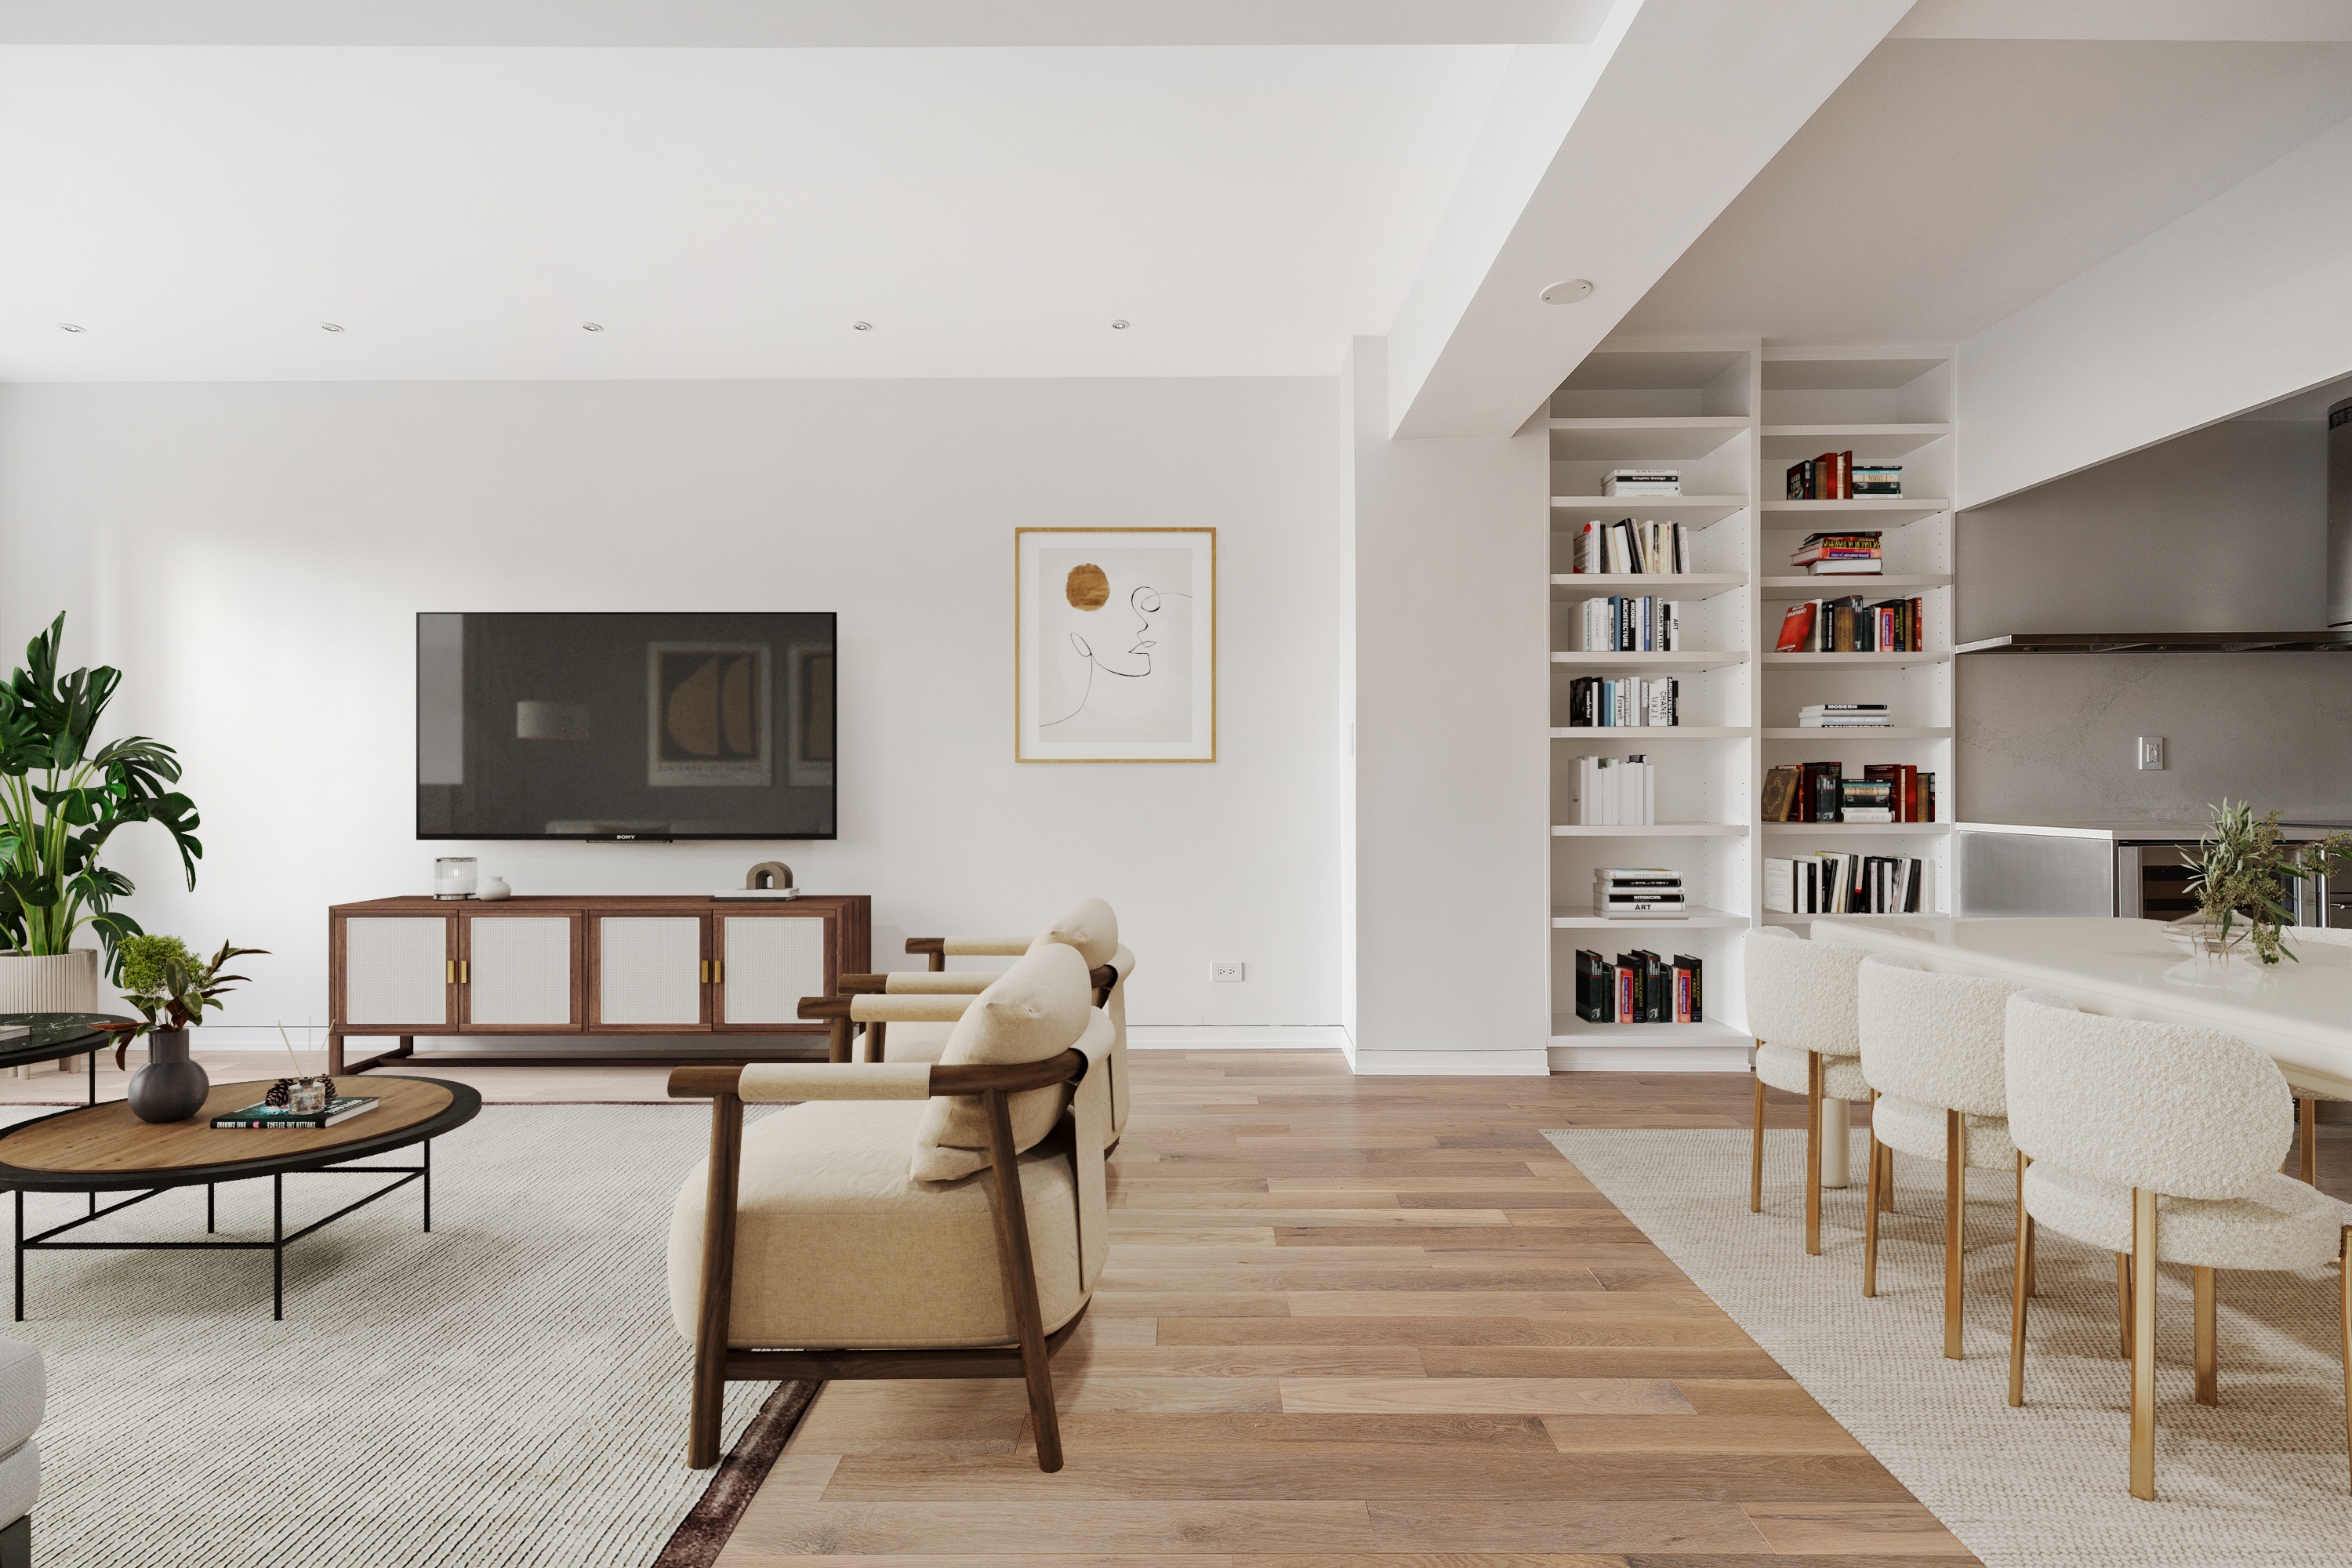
left=211, top=1096, right=379, bottom=1130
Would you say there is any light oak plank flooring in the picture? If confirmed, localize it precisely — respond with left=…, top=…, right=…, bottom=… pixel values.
left=714, top=1053, right=1996, bottom=1566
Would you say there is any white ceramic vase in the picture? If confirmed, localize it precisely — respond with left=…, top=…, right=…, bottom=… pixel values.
left=0, top=949, right=100, bottom=1016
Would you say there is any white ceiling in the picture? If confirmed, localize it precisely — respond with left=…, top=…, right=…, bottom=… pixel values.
left=0, top=44, right=1515, bottom=380
left=1611, top=39, right=2352, bottom=346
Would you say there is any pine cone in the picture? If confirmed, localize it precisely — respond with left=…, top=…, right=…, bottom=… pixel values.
left=266, top=1078, right=294, bottom=1107
left=319, top=1076, right=335, bottom=1101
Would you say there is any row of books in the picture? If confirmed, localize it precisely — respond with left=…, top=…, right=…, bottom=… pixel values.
left=1573, top=949, right=1704, bottom=1024
left=1602, top=469, right=1680, bottom=497
left=1787, top=453, right=1900, bottom=499
left=1563, top=676, right=1678, bottom=728
left=1776, top=595, right=1926, bottom=652
left=1760, top=762, right=1936, bottom=823
left=1570, top=517, right=1694, bottom=574
left=1595, top=867, right=1682, bottom=918
left=1578, top=596, right=1682, bottom=652
left=1765, top=854, right=1929, bottom=915
left=1566, top=754, right=1654, bottom=825
left=1790, top=530, right=1882, bottom=575
left=1800, top=702, right=1889, bottom=728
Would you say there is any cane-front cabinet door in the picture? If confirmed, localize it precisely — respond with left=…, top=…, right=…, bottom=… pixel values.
left=459, top=909, right=583, bottom=1033
left=588, top=914, right=712, bottom=1032
left=335, top=913, right=458, bottom=1030
left=712, top=909, right=834, bottom=1033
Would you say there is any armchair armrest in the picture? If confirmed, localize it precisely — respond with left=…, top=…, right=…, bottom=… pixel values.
left=668, top=1049, right=1087, bottom=1102
left=906, top=935, right=1026, bottom=971
left=839, top=972, right=992, bottom=996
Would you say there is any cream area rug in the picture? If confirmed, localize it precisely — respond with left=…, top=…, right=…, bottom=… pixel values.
left=2, top=1104, right=779, bottom=1568
left=1544, top=1127, right=2352, bottom=1568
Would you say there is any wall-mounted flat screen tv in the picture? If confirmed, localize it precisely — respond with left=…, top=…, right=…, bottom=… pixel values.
left=417, top=612, right=836, bottom=840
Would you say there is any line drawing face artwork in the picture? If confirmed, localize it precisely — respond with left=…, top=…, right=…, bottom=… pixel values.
left=1037, top=547, right=1194, bottom=743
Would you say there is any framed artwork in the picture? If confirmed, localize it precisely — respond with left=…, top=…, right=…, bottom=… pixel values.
left=1016, top=527, right=1214, bottom=762
left=647, top=641, right=772, bottom=787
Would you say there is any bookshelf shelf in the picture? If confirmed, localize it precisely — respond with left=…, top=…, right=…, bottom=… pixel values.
left=1552, top=727, right=1752, bottom=739
left=1552, top=572, right=1745, bottom=602
left=1549, top=1017, right=1751, bottom=1043
left=1553, top=651, right=1748, bottom=670
left=1762, top=822, right=1954, bottom=837
left=1761, top=912, right=1955, bottom=929
left=1544, top=340, right=1957, bottom=1058
left=1761, top=727, right=1951, bottom=740
left=1548, top=416, right=1750, bottom=460
left=1552, top=496, right=1750, bottom=526
left=1552, top=823, right=1748, bottom=837
left=1550, top=906, right=1748, bottom=930
left=1762, top=652, right=1947, bottom=667
left=1759, top=573, right=1951, bottom=593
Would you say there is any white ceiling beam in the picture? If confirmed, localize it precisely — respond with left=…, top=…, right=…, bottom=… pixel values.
left=1383, top=0, right=1912, bottom=438
left=1891, top=1, right=2352, bottom=42
left=0, top=0, right=1615, bottom=47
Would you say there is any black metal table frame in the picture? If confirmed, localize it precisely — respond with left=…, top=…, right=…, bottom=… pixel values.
left=0, top=1017, right=115, bottom=1107
left=13, top=1141, right=434, bottom=1322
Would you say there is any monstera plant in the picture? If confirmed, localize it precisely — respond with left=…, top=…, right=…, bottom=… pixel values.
left=0, top=613, right=203, bottom=976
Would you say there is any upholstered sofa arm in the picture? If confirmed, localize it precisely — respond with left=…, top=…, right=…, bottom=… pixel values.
left=668, top=1049, right=1087, bottom=1103
left=838, top=972, right=994, bottom=996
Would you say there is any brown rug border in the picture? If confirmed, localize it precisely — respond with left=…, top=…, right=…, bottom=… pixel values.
left=649, top=1378, right=822, bottom=1568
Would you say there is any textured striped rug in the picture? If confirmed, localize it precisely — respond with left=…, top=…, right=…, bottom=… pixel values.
left=1545, top=1126, right=2352, bottom=1568
left=2, top=1103, right=793, bottom=1568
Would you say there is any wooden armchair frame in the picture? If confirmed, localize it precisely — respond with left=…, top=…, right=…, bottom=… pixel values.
left=800, top=966, right=1119, bottom=1062
left=668, top=1048, right=1092, bottom=1473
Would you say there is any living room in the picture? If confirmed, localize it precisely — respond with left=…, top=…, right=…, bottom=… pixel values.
left=2, top=4, right=2351, bottom=1566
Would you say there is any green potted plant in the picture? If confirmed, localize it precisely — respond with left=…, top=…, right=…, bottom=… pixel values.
left=96, top=935, right=264, bottom=1123
left=0, top=613, right=203, bottom=1019
left=2179, top=800, right=2352, bottom=966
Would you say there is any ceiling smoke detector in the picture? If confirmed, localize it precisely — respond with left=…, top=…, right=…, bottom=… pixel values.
left=1540, top=279, right=1594, bottom=304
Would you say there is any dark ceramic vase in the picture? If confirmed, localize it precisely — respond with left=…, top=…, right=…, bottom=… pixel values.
left=128, top=1029, right=209, bottom=1123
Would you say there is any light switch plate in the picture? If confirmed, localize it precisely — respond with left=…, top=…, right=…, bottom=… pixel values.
left=1212, top=961, right=1246, bottom=982
left=2137, top=736, right=2165, bottom=770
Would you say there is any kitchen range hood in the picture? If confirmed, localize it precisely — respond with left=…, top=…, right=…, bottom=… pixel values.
left=1961, top=395, right=2352, bottom=655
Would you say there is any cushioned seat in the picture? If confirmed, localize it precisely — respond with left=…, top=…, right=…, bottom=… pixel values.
left=1744, top=927, right=1871, bottom=1256
left=1756, top=1041, right=1867, bottom=1102
left=879, top=1021, right=957, bottom=1062
left=2022, top=1162, right=2343, bottom=1271
left=667, top=1097, right=1086, bottom=1350
left=1871, top=1093, right=2017, bottom=1170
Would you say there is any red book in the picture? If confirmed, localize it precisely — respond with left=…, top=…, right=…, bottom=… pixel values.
left=1838, top=450, right=1853, bottom=500
left=1910, top=596, right=1925, bottom=652
left=1775, top=601, right=1817, bottom=652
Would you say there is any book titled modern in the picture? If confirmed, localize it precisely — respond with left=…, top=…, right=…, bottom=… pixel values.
left=211, top=1096, right=380, bottom=1130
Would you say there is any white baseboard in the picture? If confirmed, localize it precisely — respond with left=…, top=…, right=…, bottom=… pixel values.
left=1127, top=1025, right=1348, bottom=1051
left=1548, top=1044, right=1754, bottom=1073
left=1348, top=1047, right=1551, bottom=1076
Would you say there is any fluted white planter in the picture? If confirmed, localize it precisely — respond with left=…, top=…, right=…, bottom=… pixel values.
left=0, top=951, right=102, bottom=1077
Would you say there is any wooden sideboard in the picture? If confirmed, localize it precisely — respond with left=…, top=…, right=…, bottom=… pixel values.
left=326, top=895, right=869, bottom=1073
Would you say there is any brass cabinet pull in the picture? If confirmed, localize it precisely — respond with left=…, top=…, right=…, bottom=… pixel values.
left=446, top=960, right=455, bottom=984
left=460, top=960, right=469, bottom=984
left=701, top=959, right=711, bottom=984
left=713, top=960, right=724, bottom=985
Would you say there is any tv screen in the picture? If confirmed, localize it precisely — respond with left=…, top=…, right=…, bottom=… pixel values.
left=417, top=612, right=836, bottom=840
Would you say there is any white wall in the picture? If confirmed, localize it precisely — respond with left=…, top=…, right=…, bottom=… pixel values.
left=0, top=376, right=1349, bottom=1040
left=1956, top=112, right=2352, bottom=509
left=1348, top=339, right=1552, bottom=1071
left=1958, top=416, right=2352, bottom=823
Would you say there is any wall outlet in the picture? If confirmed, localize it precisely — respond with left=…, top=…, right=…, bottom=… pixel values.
left=2137, top=735, right=2165, bottom=771
left=1212, top=961, right=1246, bottom=982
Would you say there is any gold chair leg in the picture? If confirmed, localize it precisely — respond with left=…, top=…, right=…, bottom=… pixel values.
left=1945, top=1108, right=1965, bottom=1360
left=2304, top=1097, right=2320, bottom=1186
left=1750, top=1073, right=1766, bottom=1215
left=2118, top=1252, right=2132, bottom=1362
left=2009, top=1151, right=2030, bottom=1406
left=2130, top=1189, right=2158, bottom=1501
left=1879, top=1114, right=1896, bottom=1212
left=1863, top=1123, right=1882, bottom=1298
left=1806, top=1051, right=1824, bottom=1257
left=2194, top=1266, right=2218, bottom=1406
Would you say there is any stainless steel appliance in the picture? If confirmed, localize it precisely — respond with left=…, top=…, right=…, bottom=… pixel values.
left=1956, top=820, right=2352, bottom=924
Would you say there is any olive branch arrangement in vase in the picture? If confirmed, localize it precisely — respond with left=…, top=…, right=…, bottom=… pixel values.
left=2183, top=800, right=2352, bottom=965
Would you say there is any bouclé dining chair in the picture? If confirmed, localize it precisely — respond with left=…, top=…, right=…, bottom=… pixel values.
left=1744, top=927, right=1871, bottom=1256
left=2003, top=988, right=2352, bottom=1501
left=1856, top=952, right=2030, bottom=1357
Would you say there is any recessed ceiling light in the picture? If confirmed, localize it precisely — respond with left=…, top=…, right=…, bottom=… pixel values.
left=1111, top=320, right=1131, bottom=330
left=320, top=321, right=345, bottom=332
left=56, top=323, right=84, bottom=333
left=581, top=322, right=604, bottom=332
left=851, top=321, right=873, bottom=332
left=1539, top=279, right=1594, bottom=304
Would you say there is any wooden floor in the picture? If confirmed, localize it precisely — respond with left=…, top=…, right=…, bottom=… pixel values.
left=712, top=1050, right=2040, bottom=1567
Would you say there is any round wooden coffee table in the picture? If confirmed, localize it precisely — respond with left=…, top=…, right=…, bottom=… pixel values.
left=0, top=1076, right=481, bottom=1319
left=0, top=1012, right=132, bottom=1103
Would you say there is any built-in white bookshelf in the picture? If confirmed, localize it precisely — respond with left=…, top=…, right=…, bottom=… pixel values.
left=1547, top=342, right=1957, bottom=1068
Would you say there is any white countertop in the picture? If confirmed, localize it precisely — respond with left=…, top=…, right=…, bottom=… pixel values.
left=1813, top=916, right=2352, bottom=1098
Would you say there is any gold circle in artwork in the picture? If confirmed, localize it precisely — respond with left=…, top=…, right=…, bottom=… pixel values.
left=1065, top=564, right=1109, bottom=610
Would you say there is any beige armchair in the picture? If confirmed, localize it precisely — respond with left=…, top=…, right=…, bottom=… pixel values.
left=803, top=898, right=1134, bottom=1141
left=669, top=941, right=1112, bottom=1473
